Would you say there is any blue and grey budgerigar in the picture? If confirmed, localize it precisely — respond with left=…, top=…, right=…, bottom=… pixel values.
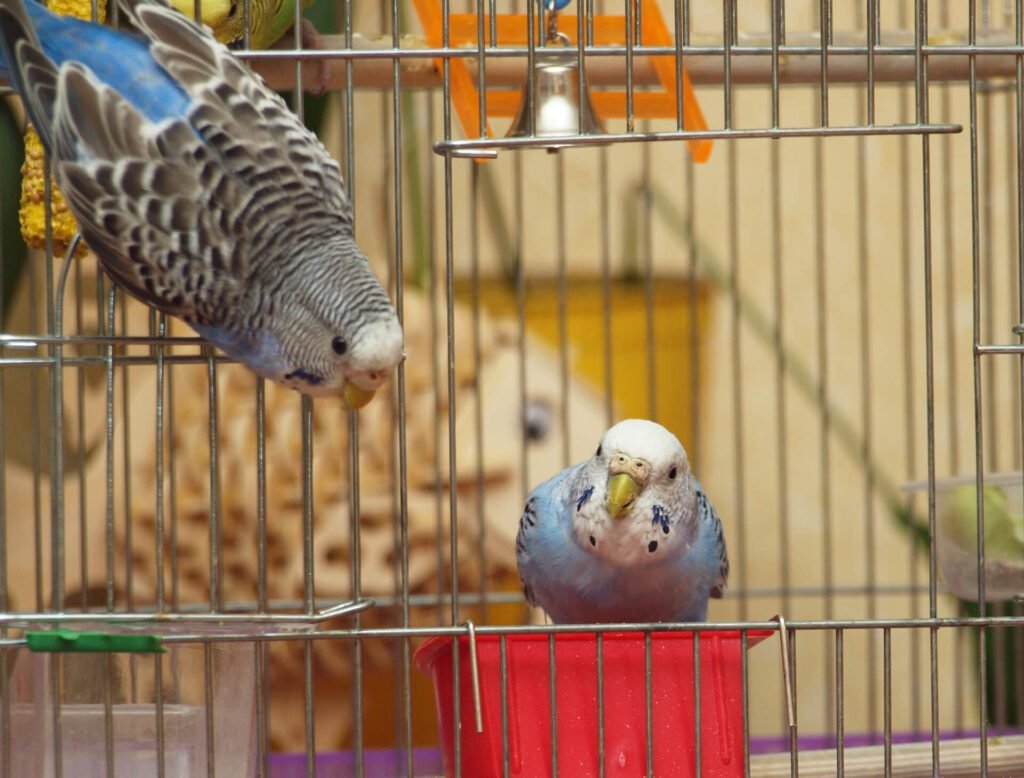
left=0, top=0, right=404, bottom=409
left=516, top=419, right=729, bottom=624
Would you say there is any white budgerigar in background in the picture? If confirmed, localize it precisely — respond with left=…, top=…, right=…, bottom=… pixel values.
left=516, top=418, right=729, bottom=624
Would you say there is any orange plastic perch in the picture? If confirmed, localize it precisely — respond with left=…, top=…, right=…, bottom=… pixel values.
left=411, top=1, right=712, bottom=163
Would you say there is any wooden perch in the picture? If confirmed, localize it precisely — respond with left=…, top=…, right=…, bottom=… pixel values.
left=249, top=30, right=1023, bottom=93
left=750, top=735, right=1024, bottom=777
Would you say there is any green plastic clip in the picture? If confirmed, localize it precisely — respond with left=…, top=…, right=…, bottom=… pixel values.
left=25, top=629, right=166, bottom=654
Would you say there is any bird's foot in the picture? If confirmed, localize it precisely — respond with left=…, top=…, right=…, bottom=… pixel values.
left=297, top=18, right=332, bottom=96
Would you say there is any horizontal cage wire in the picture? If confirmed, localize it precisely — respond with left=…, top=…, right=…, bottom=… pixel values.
left=0, top=0, right=1023, bottom=776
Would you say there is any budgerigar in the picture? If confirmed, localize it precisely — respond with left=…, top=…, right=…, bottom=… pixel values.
left=166, top=0, right=333, bottom=97
left=167, top=0, right=314, bottom=51
left=0, top=0, right=403, bottom=409
left=516, top=419, right=729, bottom=624
left=941, top=484, right=1024, bottom=561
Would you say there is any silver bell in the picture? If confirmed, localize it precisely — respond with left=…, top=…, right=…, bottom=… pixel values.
left=506, top=33, right=606, bottom=150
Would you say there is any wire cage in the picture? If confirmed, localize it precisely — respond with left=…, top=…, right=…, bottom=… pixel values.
left=0, top=0, right=1023, bottom=776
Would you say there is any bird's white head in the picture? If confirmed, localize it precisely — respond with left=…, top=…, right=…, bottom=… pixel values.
left=573, top=419, right=696, bottom=566
left=274, top=306, right=405, bottom=409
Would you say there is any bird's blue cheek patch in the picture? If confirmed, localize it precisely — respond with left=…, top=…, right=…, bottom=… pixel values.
left=652, top=504, right=670, bottom=534
left=576, top=485, right=595, bottom=512
left=284, top=369, right=324, bottom=386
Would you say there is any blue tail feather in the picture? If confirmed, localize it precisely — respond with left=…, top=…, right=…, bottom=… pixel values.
left=0, top=0, right=190, bottom=126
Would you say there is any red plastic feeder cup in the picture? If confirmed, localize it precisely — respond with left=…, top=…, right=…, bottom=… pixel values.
left=415, top=629, right=772, bottom=778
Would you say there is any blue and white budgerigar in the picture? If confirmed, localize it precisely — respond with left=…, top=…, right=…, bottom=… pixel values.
left=516, top=419, right=729, bottom=624
left=0, top=0, right=403, bottom=409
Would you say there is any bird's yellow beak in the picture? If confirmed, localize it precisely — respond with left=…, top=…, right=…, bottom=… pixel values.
left=606, top=473, right=642, bottom=519
left=341, top=382, right=376, bottom=410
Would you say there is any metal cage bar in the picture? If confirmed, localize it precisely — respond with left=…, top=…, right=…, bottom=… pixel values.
left=0, top=1, right=1021, bottom=777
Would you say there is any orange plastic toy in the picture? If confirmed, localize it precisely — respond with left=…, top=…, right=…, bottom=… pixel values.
left=411, top=1, right=713, bottom=163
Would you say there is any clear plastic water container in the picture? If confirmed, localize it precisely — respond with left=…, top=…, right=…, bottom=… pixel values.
left=2, top=621, right=275, bottom=777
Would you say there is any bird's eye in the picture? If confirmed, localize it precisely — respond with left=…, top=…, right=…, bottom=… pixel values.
left=523, top=400, right=552, bottom=442
left=668, top=466, right=677, bottom=480
left=596, top=444, right=603, bottom=457
left=331, top=337, right=348, bottom=355
left=227, top=1, right=238, bottom=16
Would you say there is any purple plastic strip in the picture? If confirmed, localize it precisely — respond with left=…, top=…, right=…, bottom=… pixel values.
left=268, top=730, right=1023, bottom=776
left=268, top=748, right=444, bottom=778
